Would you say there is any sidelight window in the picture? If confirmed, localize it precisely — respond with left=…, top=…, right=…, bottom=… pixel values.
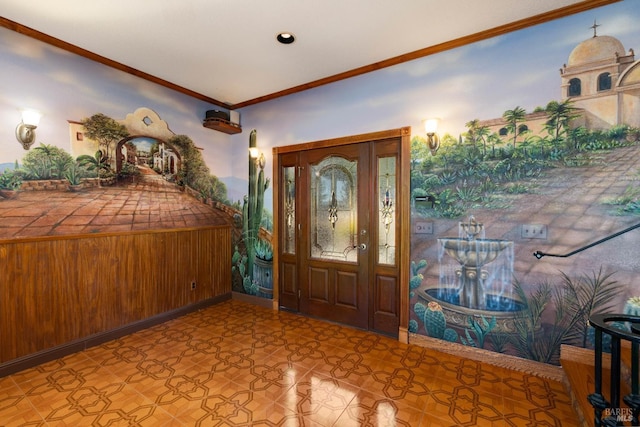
left=378, top=156, right=396, bottom=265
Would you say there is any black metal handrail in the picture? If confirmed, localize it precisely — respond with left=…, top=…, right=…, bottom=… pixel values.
left=587, top=314, right=640, bottom=426
left=533, top=223, right=640, bottom=259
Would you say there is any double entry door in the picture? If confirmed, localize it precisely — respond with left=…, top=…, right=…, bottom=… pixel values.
left=276, top=130, right=408, bottom=337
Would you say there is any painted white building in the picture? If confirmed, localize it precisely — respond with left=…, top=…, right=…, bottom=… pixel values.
left=479, top=29, right=640, bottom=137
left=153, top=142, right=178, bottom=175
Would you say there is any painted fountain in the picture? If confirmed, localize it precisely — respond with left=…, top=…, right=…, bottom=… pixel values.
left=418, top=216, right=527, bottom=333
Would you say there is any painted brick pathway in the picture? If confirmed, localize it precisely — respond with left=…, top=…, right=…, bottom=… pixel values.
left=0, top=172, right=231, bottom=239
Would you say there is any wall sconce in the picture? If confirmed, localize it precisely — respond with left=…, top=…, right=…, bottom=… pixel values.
left=16, top=110, right=42, bottom=150
left=248, top=147, right=265, bottom=168
left=423, top=118, right=440, bottom=155
left=248, top=147, right=261, bottom=158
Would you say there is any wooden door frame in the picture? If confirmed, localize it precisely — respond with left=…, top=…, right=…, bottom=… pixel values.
left=272, top=127, right=411, bottom=342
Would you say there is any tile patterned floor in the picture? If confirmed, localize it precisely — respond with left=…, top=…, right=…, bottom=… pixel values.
left=0, top=300, right=580, bottom=426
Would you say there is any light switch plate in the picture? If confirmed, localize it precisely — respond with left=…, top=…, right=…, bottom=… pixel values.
left=414, top=221, right=434, bottom=234
left=521, top=224, right=547, bottom=239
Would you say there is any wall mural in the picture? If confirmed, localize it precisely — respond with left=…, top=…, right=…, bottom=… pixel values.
left=232, top=1, right=639, bottom=365
left=1, top=0, right=639, bottom=365
left=0, top=25, right=272, bottom=298
left=0, top=107, right=274, bottom=301
left=409, top=25, right=640, bottom=365
left=0, top=107, right=232, bottom=237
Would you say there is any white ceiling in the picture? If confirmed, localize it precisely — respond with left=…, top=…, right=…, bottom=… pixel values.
left=1, top=0, right=610, bottom=107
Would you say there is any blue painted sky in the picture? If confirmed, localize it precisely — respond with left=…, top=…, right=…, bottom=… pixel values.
left=129, top=138, right=155, bottom=153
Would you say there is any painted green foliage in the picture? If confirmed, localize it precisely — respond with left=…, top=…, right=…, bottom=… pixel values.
left=0, top=169, right=23, bottom=190
left=460, top=315, right=497, bottom=348
left=510, top=268, right=622, bottom=365
left=254, top=239, right=273, bottom=261
left=77, top=150, right=110, bottom=178
left=410, top=101, right=640, bottom=219
left=22, top=143, right=74, bottom=180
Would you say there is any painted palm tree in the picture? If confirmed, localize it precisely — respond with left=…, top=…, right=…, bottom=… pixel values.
left=524, top=134, right=551, bottom=157
left=476, top=126, right=491, bottom=156
left=503, top=106, right=527, bottom=148
left=32, top=143, right=56, bottom=179
left=545, top=99, right=579, bottom=143
left=468, top=121, right=491, bottom=157
left=77, top=151, right=109, bottom=179
left=568, top=126, right=591, bottom=150
left=488, top=132, right=501, bottom=156
left=464, top=119, right=481, bottom=153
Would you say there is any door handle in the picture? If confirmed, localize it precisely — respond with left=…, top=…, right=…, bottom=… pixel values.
left=358, top=229, right=368, bottom=251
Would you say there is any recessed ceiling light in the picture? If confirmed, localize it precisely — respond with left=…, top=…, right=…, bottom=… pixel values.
left=277, top=32, right=295, bottom=45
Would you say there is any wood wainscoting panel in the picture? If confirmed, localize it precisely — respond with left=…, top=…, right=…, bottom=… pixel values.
left=0, top=226, right=231, bottom=365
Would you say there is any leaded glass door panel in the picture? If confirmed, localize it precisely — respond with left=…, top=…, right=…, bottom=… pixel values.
left=310, top=156, right=358, bottom=262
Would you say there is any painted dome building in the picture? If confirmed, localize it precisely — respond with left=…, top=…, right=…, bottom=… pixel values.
left=478, top=26, right=640, bottom=138
left=560, top=28, right=639, bottom=129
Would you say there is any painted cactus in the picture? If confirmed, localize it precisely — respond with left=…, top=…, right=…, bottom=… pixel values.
left=242, top=129, right=270, bottom=286
left=231, top=245, right=257, bottom=295
left=460, top=315, right=497, bottom=348
left=415, top=301, right=458, bottom=342
left=409, top=259, right=427, bottom=299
